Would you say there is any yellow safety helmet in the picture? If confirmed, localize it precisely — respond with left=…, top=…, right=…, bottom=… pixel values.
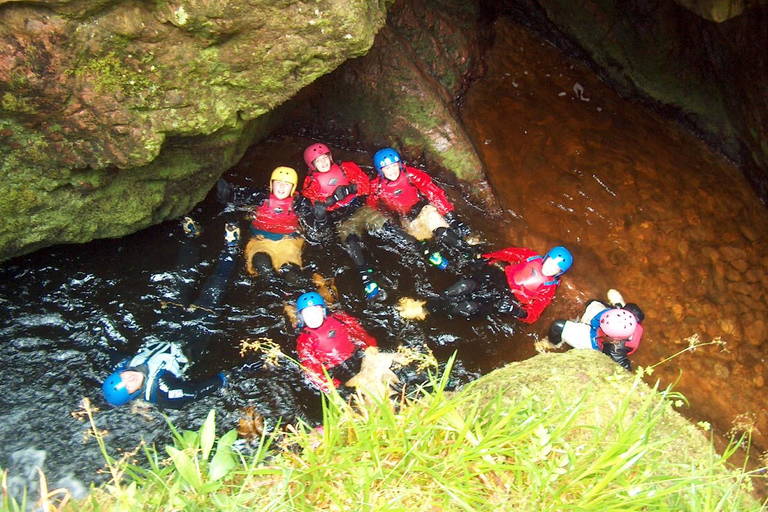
left=270, top=166, right=298, bottom=196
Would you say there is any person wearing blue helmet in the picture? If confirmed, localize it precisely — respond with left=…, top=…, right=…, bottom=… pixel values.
left=368, top=147, right=476, bottom=270
left=427, top=245, right=573, bottom=324
left=294, top=291, right=378, bottom=393
left=101, top=220, right=237, bottom=409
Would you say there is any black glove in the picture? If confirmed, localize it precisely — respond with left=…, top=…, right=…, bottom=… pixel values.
left=498, top=294, right=527, bottom=318
left=407, top=198, right=429, bottom=220
left=602, top=341, right=632, bottom=371
left=444, top=211, right=470, bottom=238
left=347, top=183, right=358, bottom=195
left=325, top=185, right=351, bottom=207
left=328, top=349, right=365, bottom=382
left=313, top=201, right=328, bottom=221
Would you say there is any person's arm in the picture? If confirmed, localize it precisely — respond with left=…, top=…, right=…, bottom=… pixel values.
left=152, top=371, right=224, bottom=409
left=602, top=340, right=632, bottom=371
left=482, top=247, right=538, bottom=266
left=517, top=283, right=557, bottom=324
left=217, top=179, right=268, bottom=206
left=296, top=331, right=339, bottom=391
left=341, top=161, right=371, bottom=197
left=301, top=174, right=328, bottom=205
left=295, top=195, right=329, bottom=240
left=407, top=167, right=454, bottom=216
left=334, top=311, right=378, bottom=349
left=365, top=177, right=383, bottom=211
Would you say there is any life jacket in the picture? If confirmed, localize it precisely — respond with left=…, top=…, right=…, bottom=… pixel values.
left=310, top=163, right=353, bottom=210
left=251, top=194, right=298, bottom=235
left=302, top=315, right=355, bottom=368
left=372, top=171, right=421, bottom=214
left=126, top=342, right=189, bottom=402
left=589, top=309, right=642, bottom=354
left=505, top=256, right=558, bottom=304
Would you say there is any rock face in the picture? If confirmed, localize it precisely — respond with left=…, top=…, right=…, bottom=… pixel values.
left=0, top=0, right=392, bottom=261
left=302, top=0, right=493, bottom=198
left=497, top=0, right=768, bottom=203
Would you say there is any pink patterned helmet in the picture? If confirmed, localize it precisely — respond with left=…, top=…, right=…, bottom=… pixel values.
left=304, top=143, right=332, bottom=171
left=599, top=309, right=637, bottom=339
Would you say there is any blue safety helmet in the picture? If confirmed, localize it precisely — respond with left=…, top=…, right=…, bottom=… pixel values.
left=102, top=371, right=141, bottom=407
left=296, top=292, right=326, bottom=327
left=373, top=147, right=402, bottom=175
left=297, top=292, right=326, bottom=313
left=544, top=246, right=573, bottom=275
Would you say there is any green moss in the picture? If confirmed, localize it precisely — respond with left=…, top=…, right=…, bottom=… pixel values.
left=74, top=51, right=155, bottom=97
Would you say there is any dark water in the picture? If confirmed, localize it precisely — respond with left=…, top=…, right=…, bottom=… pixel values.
left=0, top=136, right=513, bottom=500
left=2, top=17, right=767, bottom=502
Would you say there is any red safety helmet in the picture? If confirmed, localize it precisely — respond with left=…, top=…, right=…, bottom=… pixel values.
left=304, top=143, right=332, bottom=171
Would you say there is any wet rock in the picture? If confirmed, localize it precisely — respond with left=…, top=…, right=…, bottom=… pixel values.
left=304, top=0, right=494, bottom=205
left=0, top=0, right=392, bottom=261
left=719, top=246, right=747, bottom=262
left=744, top=319, right=767, bottom=347
left=738, top=224, right=762, bottom=243
left=724, top=267, right=742, bottom=282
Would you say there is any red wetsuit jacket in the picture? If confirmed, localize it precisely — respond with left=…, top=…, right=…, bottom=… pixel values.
left=296, top=311, right=377, bottom=391
left=251, top=194, right=299, bottom=235
left=368, top=166, right=454, bottom=216
left=302, top=162, right=371, bottom=212
left=483, top=247, right=561, bottom=324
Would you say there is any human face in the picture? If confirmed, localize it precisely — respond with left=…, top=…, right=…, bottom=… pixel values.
left=272, top=180, right=294, bottom=199
left=300, top=305, right=325, bottom=329
left=313, top=154, right=332, bottom=173
left=541, top=257, right=563, bottom=277
left=380, top=162, right=401, bottom=181
left=120, top=370, right=145, bottom=394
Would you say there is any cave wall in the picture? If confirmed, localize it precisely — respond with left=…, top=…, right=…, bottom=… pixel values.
left=0, top=0, right=393, bottom=261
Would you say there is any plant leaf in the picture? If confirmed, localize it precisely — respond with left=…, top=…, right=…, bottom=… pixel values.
left=200, top=409, right=216, bottom=461
left=166, top=446, right=201, bottom=490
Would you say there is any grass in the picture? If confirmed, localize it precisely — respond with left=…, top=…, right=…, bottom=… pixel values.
left=2, top=352, right=766, bottom=511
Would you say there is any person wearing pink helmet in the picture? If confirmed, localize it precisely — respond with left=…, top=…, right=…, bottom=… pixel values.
left=301, top=143, right=430, bottom=301
left=548, top=293, right=644, bottom=371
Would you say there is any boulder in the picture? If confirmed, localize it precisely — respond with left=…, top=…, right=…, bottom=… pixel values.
left=0, top=0, right=392, bottom=261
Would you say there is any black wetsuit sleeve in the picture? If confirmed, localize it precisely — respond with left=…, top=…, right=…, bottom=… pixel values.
left=231, top=187, right=268, bottom=206
left=602, top=341, right=632, bottom=371
left=295, top=195, right=330, bottom=241
left=152, top=371, right=223, bottom=409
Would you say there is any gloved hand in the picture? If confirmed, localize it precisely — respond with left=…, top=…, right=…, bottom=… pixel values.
left=498, top=295, right=527, bottom=319
left=602, top=341, right=632, bottom=371
left=313, top=201, right=328, bottom=221
left=217, top=371, right=228, bottom=388
left=328, top=349, right=365, bottom=382
left=444, top=211, right=470, bottom=238
left=326, top=185, right=353, bottom=207
left=347, top=183, right=358, bottom=195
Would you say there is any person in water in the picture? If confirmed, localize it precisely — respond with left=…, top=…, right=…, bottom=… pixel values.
left=294, top=291, right=378, bottom=392
left=367, top=147, right=475, bottom=269
left=548, top=291, right=644, bottom=371
left=427, top=245, right=573, bottom=323
left=101, top=220, right=239, bottom=409
left=216, top=166, right=322, bottom=291
left=301, top=143, right=434, bottom=301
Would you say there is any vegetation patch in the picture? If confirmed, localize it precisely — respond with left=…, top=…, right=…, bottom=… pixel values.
left=3, top=352, right=764, bottom=511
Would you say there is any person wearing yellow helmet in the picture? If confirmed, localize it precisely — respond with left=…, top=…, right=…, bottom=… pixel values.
left=216, top=167, right=320, bottom=290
